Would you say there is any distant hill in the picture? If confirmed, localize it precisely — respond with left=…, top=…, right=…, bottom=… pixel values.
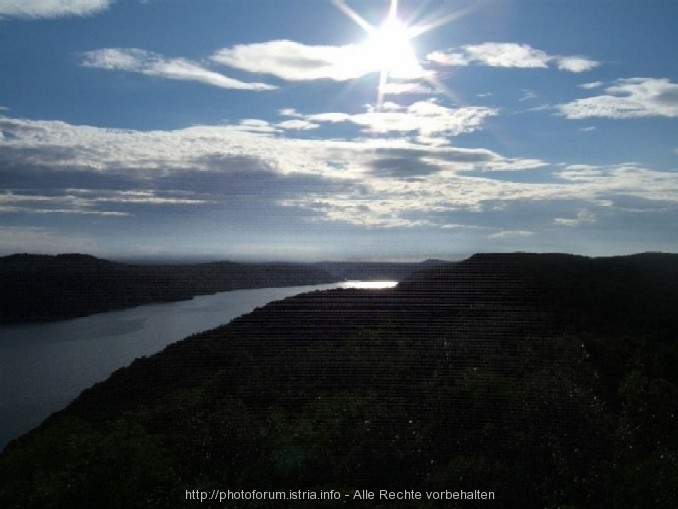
left=1, top=252, right=676, bottom=508
left=0, top=253, right=330, bottom=323
left=0, top=254, right=440, bottom=323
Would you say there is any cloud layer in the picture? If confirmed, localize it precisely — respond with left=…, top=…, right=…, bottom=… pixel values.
left=0, top=0, right=113, bottom=18
left=2, top=114, right=677, bottom=238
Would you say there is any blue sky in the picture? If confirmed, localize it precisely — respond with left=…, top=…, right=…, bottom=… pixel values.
left=1, top=0, right=677, bottom=261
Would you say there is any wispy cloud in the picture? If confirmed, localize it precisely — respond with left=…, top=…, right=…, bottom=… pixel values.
left=519, top=89, right=538, bottom=102
left=0, top=190, right=130, bottom=216
left=81, top=48, right=277, bottom=91
left=288, top=100, right=498, bottom=142
left=488, top=230, right=535, bottom=239
left=0, top=0, right=113, bottom=19
left=211, top=40, right=373, bottom=81
left=554, top=208, right=596, bottom=227
left=558, top=78, right=678, bottom=118
left=84, top=189, right=212, bottom=206
left=427, top=42, right=600, bottom=73
left=579, top=81, right=604, bottom=90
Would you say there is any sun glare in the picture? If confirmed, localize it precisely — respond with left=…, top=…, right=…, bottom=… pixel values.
left=333, top=0, right=435, bottom=109
left=364, top=16, right=422, bottom=80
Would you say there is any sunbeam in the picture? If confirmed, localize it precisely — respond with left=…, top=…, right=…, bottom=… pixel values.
left=333, top=0, right=472, bottom=110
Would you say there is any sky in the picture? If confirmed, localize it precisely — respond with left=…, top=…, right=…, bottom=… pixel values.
left=1, top=0, right=677, bottom=261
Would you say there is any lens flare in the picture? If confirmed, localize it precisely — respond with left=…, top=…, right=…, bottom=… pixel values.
left=366, top=16, right=421, bottom=80
left=333, top=0, right=469, bottom=109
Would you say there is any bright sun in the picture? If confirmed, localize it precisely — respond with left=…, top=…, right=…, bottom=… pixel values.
left=334, top=0, right=468, bottom=109
left=333, top=0, right=429, bottom=109
left=363, top=15, right=422, bottom=80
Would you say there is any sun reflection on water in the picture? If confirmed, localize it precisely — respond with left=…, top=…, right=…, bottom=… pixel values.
left=339, top=280, right=398, bottom=289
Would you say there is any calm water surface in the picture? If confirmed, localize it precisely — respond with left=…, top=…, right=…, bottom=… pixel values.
left=0, top=281, right=396, bottom=451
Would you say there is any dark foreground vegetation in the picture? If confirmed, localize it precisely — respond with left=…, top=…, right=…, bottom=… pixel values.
left=1, top=252, right=677, bottom=508
left=0, top=253, right=340, bottom=323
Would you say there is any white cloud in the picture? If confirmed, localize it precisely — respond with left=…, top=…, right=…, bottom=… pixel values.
left=279, top=108, right=302, bottom=118
left=557, top=163, right=678, bottom=202
left=2, top=114, right=677, bottom=231
left=579, top=81, right=604, bottom=90
left=236, top=119, right=279, bottom=133
left=280, top=197, right=433, bottom=228
left=276, top=119, right=319, bottom=131
left=305, top=100, right=498, bottom=141
left=519, top=90, right=538, bottom=102
left=211, top=40, right=372, bottom=81
left=554, top=208, right=596, bottom=227
left=0, top=0, right=113, bottom=18
left=87, top=190, right=211, bottom=206
left=488, top=230, right=535, bottom=239
left=0, top=190, right=130, bottom=216
left=427, top=42, right=599, bottom=72
left=307, top=112, right=352, bottom=123
left=0, top=187, right=211, bottom=216
left=558, top=78, right=678, bottom=119
left=281, top=158, right=678, bottom=227
left=555, top=56, right=599, bottom=73
left=464, top=43, right=549, bottom=68
left=82, top=48, right=277, bottom=91
left=441, top=223, right=486, bottom=230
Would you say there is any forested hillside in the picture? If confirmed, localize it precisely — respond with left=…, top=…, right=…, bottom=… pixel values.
left=1, top=253, right=676, bottom=508
left=0, top=253, right=337, bottom=323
